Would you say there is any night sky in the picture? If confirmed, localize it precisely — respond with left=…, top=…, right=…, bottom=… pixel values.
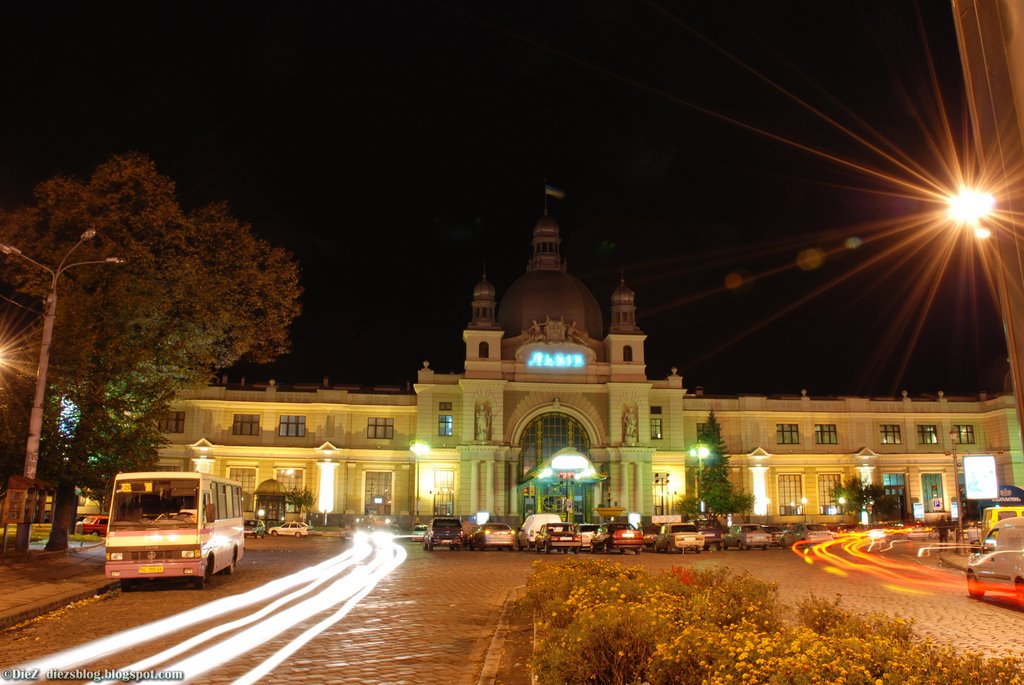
left=0, top=2, right=1008, bottom=397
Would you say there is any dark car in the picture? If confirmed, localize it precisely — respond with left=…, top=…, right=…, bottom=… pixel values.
left=82, top=515, right=109, bottom=536
left=592, top=522, right=643, bottom=554
left=244, top=519, right=266, bottom=538
left=424, top=517, right=466, bottom=551
left=641, top=523, right=660, bottom=550
left=693, top=519, right=725, bottom=551
left=534, top=522, right=581, bottom=554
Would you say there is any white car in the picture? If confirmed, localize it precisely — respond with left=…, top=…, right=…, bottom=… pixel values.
left=966, top=515, right=1024, bottom=602
left=268, top=521, right=310, bottom=537
left=780, top=523, right=835, bottom=547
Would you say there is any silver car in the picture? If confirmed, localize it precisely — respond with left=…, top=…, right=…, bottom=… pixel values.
left=724, top=524, right=771, bottom=550
left=653, top=522, right=704, bottom=554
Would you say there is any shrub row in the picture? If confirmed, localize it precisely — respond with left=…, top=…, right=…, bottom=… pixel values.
left=513, top=558, right=1023, bottom=685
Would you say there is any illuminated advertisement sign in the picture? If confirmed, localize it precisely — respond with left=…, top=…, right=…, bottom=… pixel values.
left=963, top=455, right=998, bottom=499
left=527, top=351, right=586, bottom=368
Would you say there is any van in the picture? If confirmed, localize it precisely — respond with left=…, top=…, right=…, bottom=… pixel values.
left=966, top=515, right=1024, bottom=603
left=980, top=506, right=1024, bottom=537
left=515, top=513, right=562, bottom=550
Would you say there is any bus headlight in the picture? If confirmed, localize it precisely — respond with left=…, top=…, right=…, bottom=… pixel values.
left=181, top=549, right=200, bottom=558
left=107, top=552, right=123, bottom=561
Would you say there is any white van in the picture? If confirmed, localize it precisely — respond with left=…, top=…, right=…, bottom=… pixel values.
left=516, top=513, right=563, bottom=550
left=966, top=515, right=1024, bottom=603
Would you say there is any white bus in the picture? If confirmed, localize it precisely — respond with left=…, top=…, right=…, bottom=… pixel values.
left=105, top=471, right=245, bottom=589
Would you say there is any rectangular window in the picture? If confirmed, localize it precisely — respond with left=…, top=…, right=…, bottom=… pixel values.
left=696, top=423, right=706, bottom=438
left=776, top=424, right=800, bottom=445
left=650, top=418, right=663, bottom=440
left=814, top=424, right=838, bottom=445
left=366, top=417, right=394, bottom=439
left=650, top=406, right=662, bottom=415
left=917, top=424, right=938, bottom=444
left=232, top=414, right=260, bottom=436
left=438, top=415, right=453, bottom=436
left=817, top=474, right=842, bottom=514
left=952, top=424, right=975, bottom=445
left=880, top=424, right=902, bottom=445
left=777, top=474, right=802, bottom=515
left=439, top=401, right=452, bottom=411
left=364, top=471, right=393, bottom=516
left=921, top=473, right=944, bottom=512
left=158, top=411, right=185, bottom=433
left=653, top=472, right=670, bottom=516
left=278, top=415, right=306, bottom=437
left=433, top=470, right=455, bottom=516
left=276, top=468, right=304, bottom=513
left=229, top=467, right=257, bottom=513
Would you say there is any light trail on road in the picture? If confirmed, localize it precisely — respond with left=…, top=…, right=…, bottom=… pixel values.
left=1, top=532, right=406, bottom=685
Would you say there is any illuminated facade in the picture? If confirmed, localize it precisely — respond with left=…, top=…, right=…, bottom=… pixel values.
left=156, top=213, right=1024, bottom=527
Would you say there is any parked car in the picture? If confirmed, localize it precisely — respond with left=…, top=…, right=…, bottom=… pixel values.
left=966, top=515, right=1024, bottom=600
left=468, top=522, right=516, bottom=550
left=534, top=522, right=582, bottom=554
left=641, top=523, right=660, bottom=550
left=780, top=523, right=835, bottom=547
left=268, top=521, right=310, bottom=537
left=424, top=517, right=466, bottom=551
left=410, top=523, right=428, bottom=542
left=243, top=519, right=266, bottom=538
left=653, top=522, right=704, bottom=554
left=724, top=524, right=771, bottom=550
left=82, top=515, right=109, bottom=536
left=515, top=513, right=563, bottom=551
left=762, top=525, right=786, bottom=547
left=577, top=523, right=600, bottom=551
left=693, top=519, right=725, bottom=551
left=592, top=522, right=643, bottom=554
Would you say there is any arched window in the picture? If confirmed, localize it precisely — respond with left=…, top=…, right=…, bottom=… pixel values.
left=623, top=345, right=633, bottom=362
left=518, top=412, right=591, bottom=476
left=479, top=341, right=489, bottom=359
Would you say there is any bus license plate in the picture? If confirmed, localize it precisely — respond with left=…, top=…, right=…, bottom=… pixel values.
left=138, top=566, right=164, bottom=574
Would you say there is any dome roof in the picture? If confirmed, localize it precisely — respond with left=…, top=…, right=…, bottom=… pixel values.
left=611, top=279, right=635, bottom=306
left=497, top=270, right=604, bottom=339
left=473, top=275, right=495, bottom=300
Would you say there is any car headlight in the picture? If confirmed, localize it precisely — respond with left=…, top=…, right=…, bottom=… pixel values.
left=107, top=552, right=123, bottom=561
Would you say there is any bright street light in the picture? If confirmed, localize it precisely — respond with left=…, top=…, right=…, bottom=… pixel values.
left=0, top=230, right=124, bottom=551
left=688, top=443, right=710, bottom=513
left=947, top=188, right=995, bottom=238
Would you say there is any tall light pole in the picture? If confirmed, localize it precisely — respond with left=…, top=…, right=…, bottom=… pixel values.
left=689, top=443, right=709, bottom=514
left=0, top=230, right=124, bottom=552
left=950, top=427, right=965, bottom=546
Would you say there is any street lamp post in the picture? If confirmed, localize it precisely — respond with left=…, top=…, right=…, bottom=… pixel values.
left=0, top=230, right=124, bottom=552
left=950, top=427, right=965, bottom=547
left=689, top=444, right=709, bottom=514
left=801, top=497, right=809, bottom=523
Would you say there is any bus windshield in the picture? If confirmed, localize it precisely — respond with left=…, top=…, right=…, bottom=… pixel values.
left=109, top=478, right=200, bottom=531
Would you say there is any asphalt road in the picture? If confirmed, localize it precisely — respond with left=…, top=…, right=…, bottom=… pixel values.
left=1, top=535, right=1021, bottom=683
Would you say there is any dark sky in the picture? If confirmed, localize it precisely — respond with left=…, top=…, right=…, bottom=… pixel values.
left=0, top=2, right=1008, bottom=397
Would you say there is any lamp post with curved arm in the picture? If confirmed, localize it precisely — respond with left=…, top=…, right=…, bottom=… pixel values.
left=0, top=229, right=124, bottom=551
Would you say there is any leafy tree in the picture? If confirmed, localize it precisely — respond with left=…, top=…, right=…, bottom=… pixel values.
left=0, top=153, right=302, bottom=550
left=285, top=488, right=316, bottom=522
left=831, top=476, right=899, bottom=522
left=694, top=409, right=756, bottom=519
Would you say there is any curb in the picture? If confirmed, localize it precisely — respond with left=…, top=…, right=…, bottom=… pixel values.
left=477, top=586, right=518, bottom=685
left=0, top=580, right=120, bottom=632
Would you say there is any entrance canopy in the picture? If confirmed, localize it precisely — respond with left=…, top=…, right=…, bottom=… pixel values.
left=519, top=447, right=606, bottom=485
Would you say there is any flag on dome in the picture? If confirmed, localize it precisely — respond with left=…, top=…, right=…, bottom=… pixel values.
left=544, top=184, right=566, bottom=199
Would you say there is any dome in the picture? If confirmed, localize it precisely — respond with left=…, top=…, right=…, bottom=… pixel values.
left=611, top=279, right=635, bottom=306
left=497, top=270, right=604, bottom=339
left=473, top=275, right=495, bottom=300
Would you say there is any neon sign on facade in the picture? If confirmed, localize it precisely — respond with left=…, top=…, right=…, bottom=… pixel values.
left=527, top=351, right=585, bottom=368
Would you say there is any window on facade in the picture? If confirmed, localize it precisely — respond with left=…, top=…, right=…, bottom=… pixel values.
left=817, top=474, right=841, bottom=514
left=777, top=474, right=802, bottom=515
left=880, top=424, right=902, bottom=444
left=232, top=414, right=260, bottom=436
left=438, top=415, right=453, bottom=436
left=650, top=418, right=663, bottom=440
left=439, top=401, right=452, bottom=411
left=883, top=473, right=906, bottom=515
left=158, top=411, right=185, bottom=433
left=653, top=472, right=671, bottom=516
left=229, top=467, right=257, bottom=513
left=952, top=424, right=976, bottom=444
left=814, top=424, right=838, bottom=445
left=917, top=424, right=938, bottom=444
left=367, top=417, right=394, bottom=439
left=776, top=424, right=800, bottom=444
left=278, top=415, right=306, bottom=437
left=623, top=345, right=633, bottom=362
left=696, top=423, right=706, bottom=439
left=518, top=412, right=591, bottom=477
left=651, top=406, right=662, bottom=415
left=364, top=471, right=393, bottom=516
left=433, top=469, right=455, bottom=516
left=921, top=473, right=944, bottom=512
left=275, top=468, right=304, bottom=512
left=479, top=341, right=489, bottom=359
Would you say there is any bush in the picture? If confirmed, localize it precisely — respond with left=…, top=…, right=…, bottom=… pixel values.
left=516, top=558, right=1024, bottom=685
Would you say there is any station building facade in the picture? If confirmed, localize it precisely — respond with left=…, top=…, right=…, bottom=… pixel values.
left=155, top=214, right=1024, bottom=529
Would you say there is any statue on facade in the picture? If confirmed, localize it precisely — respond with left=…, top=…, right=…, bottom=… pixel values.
left=475, top=401, right=492, bottom=442
left=623, top=404, right=638, bottom=446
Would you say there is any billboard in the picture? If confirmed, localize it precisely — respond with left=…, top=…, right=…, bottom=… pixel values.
left=963, top=455, right=998, bottom=499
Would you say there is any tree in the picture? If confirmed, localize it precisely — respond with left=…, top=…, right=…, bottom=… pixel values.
left=694, top=409, right=756, bottom=519
left=0, top=153, right=303, bottom=550
left=285, top=488, right=316, bottom=523
left=831, top=476, right=899, bottom=522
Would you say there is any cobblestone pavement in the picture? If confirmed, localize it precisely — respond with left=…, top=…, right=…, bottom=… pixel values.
left=1, top=537, right=1021, bottom=684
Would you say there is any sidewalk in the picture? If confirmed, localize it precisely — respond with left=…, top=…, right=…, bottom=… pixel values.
left=0, top=539, right=116, bottom=631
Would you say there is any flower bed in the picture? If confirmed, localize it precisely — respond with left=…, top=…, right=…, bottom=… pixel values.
left=513, top=558, right=1023, bottom=685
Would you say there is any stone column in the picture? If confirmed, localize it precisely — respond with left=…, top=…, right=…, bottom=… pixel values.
left=750, top=465, right=769, bottom=516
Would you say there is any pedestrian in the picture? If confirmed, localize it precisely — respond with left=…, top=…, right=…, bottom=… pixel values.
left=938, top=517, right=949, bottom=543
